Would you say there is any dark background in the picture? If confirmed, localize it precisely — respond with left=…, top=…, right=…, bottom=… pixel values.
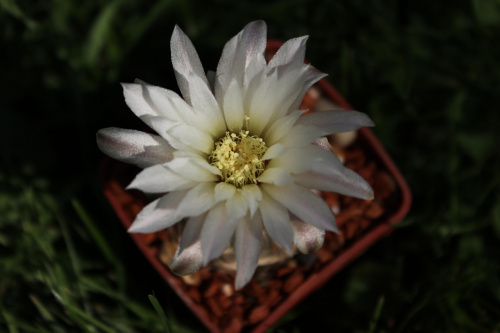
left=1, top=0, right=499, bottom=332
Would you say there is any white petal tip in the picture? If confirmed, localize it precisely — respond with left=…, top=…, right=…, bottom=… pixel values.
left=170, top=254, right=203, bottom=276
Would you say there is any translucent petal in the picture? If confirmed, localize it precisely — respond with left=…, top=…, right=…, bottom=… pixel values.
left=214, top=182, right=236, bottom=202
left=249, top=66, right=309, bottom=135
left=264, top=110, right=304, bottom=146
left=245, top=69, right=277, bottom=135
left=170, top=214, right=206, bottom=275
left=234, top=213, right=263, bottom=289
left=268, top=36, right=308, bottom=71
left=175, top=182, right=217, bottom=220
left=171, top=25, right=208, bottom=104
left=240, top=20, right=267, bottom=68
left=296, top=110, right=374, bottom=136
left=244, top=53, right=267, bottom=88
left=167, top=124, right=214, bottom=154
left=201, top=202, right=235, bottom=264
left=188, top=73, right=226, bottom=138
left=261, top=143, right=287, bottom=161
left=259, top=190, right=293, bottom=252
left=127, top=165, right=197, bottom=193
left=214, top=35, right=239, bottom=105
left=215, top=20, right=267, bottom=105
left=96, top=128, right=174, bottom=168
left=121, top=83, right=157, bottom=118
left=269, top=145, right=344, bottom=177
left=128, top=190, right=188, bottom=233
left=261, top=183, right=338, bottom=233
left=294, top=169, right=374, bottom=199
left=138, top=115, right=176, bottom=140
left=132, top=80, right=201, bottom=126
left=289, top=66, right=327, bottom=111
left=290, top=216, right=325, bottom=254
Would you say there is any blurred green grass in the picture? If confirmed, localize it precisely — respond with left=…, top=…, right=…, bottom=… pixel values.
left=1, top=0, right=499, bottom=332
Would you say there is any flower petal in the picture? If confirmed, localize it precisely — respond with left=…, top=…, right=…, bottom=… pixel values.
left=268, top=36, right=308, bottom=74
left=234, top=213, right=263, bottom=289
left=222, top=79, right=245, bottom=132
left=138, top=114, right=176, bottom=140
left=270, top=145, right=344, bottom=177
left=290, top=216, right=325, bottom=254
left=166, top=157, right=220, bottom=182
left=167, top=123, right=214, bottom=154
left=128, top=190, right=188, bottom=233
left=214, top=182, right=236, bottom=202
left=289, top=66, right=327, bottom=111
left=132, top=80, right=205, bottom=127
left=170, top=214, right=206, bottom=275
left=121, top=83, right=157, bottom=118
left=257, top=167, right=294, bottom=186
left=215, top=20, right=267, bottom=104
left=241, top=184, right=262, bottom=217
left=226, top=190, right=248, bottom=221
left=245, top=69, right=277, bottom=135
left=296, top=110, right=374, bottom=136
left=276, top=124, right=318, bottom=147
left=240, top=20, right=267, bottom=68
left=96, top=128, right=174, bottom=168
left=127, top=164, right=197, bottom=193
left=201, top=202, right=235, bottom=264
left=175, top=182, right=217, bottom=220
left=264, top=110, right=304, bottom=146
left=188, top=73, right=226, bottom=138
left=259, top=191, right=293, bottom=252
left=294, top=169, right=374, bottom=199
left=261, top=143, right=287, bottom=161
left=170, top=25, right=209, bottom=104
left=261, top=183, right=338, bottom=233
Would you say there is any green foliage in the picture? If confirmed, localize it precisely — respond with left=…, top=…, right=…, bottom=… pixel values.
left=1, top=0, right=500, bottom=332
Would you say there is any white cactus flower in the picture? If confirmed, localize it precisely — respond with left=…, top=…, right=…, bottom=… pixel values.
left=97, top=21, right=374, bottom=289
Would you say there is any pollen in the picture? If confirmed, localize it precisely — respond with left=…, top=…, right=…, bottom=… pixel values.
left=209, top=130, right=268, bottom=188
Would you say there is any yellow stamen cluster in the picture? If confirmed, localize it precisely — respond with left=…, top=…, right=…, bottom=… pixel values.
left=209, top=130, right=268, bottom=188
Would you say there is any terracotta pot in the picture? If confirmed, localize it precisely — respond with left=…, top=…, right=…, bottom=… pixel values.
left=100, top=40, right=411, bottom=333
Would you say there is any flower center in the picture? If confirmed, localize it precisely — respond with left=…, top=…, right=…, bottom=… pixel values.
left=209, top=130, right=268, bottom=188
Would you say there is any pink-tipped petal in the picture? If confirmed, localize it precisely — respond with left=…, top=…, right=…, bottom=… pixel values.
left=171, top=25, right=208, bottom=104
left=268, top=36, right=308, bottom=75
left=215, top=20, right=267, bottom=104
left=290, top=217, right=325, bottom=254
left=96, top=128, right=174, bottom=168
left=170, top=214, right=206, bottom=276
left=234, top=213, right=263, bottom=289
